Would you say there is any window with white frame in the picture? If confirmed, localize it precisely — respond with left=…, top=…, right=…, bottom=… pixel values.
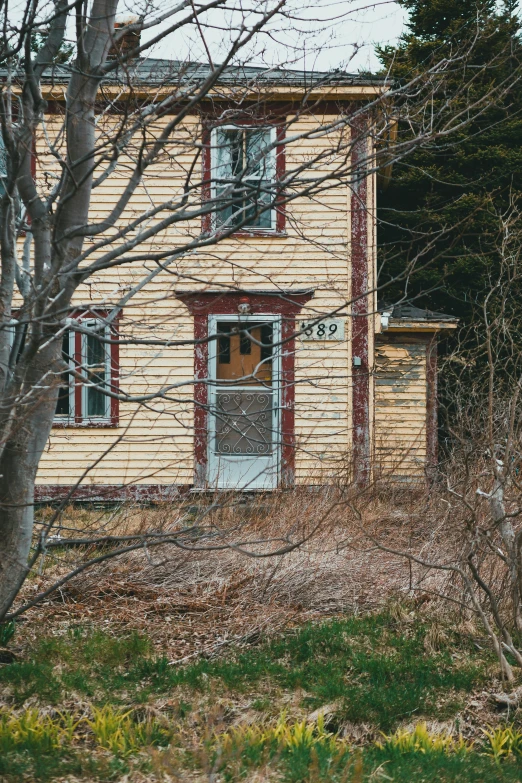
left=212, top=126, right=276, bottom=230
left=55, top=318, right=115, bottom=423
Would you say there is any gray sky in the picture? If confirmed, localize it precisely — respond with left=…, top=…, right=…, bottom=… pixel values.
left=139, top=1, right=408, bottom=73
left=8, top=0, right=407, bottom=74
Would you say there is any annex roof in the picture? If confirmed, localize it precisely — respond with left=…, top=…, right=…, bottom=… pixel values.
left=383, top=304, right=457, bottom=323
left=379, top=303, right=458, bottom=333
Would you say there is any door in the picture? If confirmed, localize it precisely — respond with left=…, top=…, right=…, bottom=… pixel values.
left=207, top=314, right=281, bottom=489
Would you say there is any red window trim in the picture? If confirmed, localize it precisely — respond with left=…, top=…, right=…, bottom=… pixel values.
left=52, top=309, right=120, bottom=428
left=177, top=289, right=314, bottom=488
left=201, top=118, right=286, bottom=237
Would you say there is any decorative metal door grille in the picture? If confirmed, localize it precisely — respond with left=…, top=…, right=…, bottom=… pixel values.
left=215, top=391, right=273, bottom=455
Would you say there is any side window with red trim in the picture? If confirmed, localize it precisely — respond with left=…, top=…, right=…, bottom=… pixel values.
left=54, top=316, right=118, bottom=425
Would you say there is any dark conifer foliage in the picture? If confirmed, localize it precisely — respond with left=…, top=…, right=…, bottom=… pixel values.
left=377, top=0, right=522, bottom=321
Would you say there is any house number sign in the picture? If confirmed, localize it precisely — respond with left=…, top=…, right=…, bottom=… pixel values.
left=299, top=318, right=345, bottom=341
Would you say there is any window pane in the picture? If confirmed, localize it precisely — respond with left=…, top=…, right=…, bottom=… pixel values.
left=214, top=127, right=274, bottom=230
left=215, top=129, right=243, bottom=228
left=245, top=129, right=272, bottom=178
left=55, top=331, right=71, bottom=417
left=260, top=324, right=273, bottom=362
left=216, top=322, right=272, bottom=385
left=218, top=334, right=231, bottom=364
left=85, top=324, right=109, bottom=418
left=244, top=181, right=272, bottom=229
left=245, top=129, right=273, bottom=228
left=215, top=128, right=243, bottom=178
left=215, top=183, right=242, bottom=228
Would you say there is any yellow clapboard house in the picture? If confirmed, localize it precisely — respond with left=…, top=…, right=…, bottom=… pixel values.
left=27, top=55, right=456, bottom=500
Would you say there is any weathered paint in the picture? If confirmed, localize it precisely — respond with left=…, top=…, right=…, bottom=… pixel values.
left=178, top=290, right=314, bottom=486
left=350, top=119, right=370, bottom=485
left=374, top=334, right=429, bottom=481
left=34, top=484, right=190, bottom=503
left=28, top=103, right=447, bottom=495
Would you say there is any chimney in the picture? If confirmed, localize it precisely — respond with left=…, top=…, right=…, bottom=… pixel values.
left=108, top=15, right=141, bottom=61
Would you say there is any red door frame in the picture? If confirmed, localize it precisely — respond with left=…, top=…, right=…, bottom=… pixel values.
left=177, top=290, right=314, bottom=488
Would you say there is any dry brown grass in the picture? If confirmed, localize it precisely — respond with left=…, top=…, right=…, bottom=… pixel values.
left=17, top=484, right=459, bottom=659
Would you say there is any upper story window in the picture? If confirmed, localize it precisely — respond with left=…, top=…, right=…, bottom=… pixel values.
left=55, top=315, right=119, bottom=426
left=212, top=126, right=276, bottom=231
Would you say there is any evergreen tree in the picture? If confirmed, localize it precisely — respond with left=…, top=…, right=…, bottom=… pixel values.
left=377, top=0, right=522, bottom=321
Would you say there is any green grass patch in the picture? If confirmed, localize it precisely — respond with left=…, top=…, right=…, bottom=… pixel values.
left=0, top=626, right=151, bottom=704
left=0, top=700, right=521, bottom=781
left=0, top=749, right=127, bottom=782
left=0, top=620, right=16, bottom=647
left=139, top=613, right=489, bottom=730
left=0, top=610, right=505, bottom=780
left=4, top=739, right=522, bottom=783
left=364, top=748, right=522, bottom=782
left=0, top=613, right=489, bottom=731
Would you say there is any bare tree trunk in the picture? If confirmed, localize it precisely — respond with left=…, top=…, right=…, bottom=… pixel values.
left=0, top=341, right=62, bottom=619
left=490, top=478, right=522, bottom=632
left=0, top=0, right=117, bottom=619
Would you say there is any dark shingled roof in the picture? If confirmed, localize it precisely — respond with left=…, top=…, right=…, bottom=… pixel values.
left=0, top=57, right=384, bottom=88
left=380, top=303, right=458, bottom=323
left=110, top=59, right=383, bottom=87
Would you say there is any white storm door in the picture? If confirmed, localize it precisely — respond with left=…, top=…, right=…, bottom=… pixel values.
left=207, top=315, right=281, bottom=490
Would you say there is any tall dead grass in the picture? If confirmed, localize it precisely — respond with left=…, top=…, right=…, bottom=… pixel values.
left=24, top=482, right=464, bottom=658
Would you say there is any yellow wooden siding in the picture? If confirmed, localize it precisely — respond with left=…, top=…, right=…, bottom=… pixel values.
left=30, top=112, right=379, bottom=487
left=374, top=337, right=427, bottom=480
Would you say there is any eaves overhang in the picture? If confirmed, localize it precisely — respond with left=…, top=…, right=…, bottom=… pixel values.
left=0, top=58, right=387, bottom=102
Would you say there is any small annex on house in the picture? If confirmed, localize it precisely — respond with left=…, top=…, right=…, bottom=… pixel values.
left=18, top=48, right=457, bottom=501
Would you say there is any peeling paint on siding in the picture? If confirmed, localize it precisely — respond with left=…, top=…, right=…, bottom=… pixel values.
left=374, top=336, right=428, bottom=480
